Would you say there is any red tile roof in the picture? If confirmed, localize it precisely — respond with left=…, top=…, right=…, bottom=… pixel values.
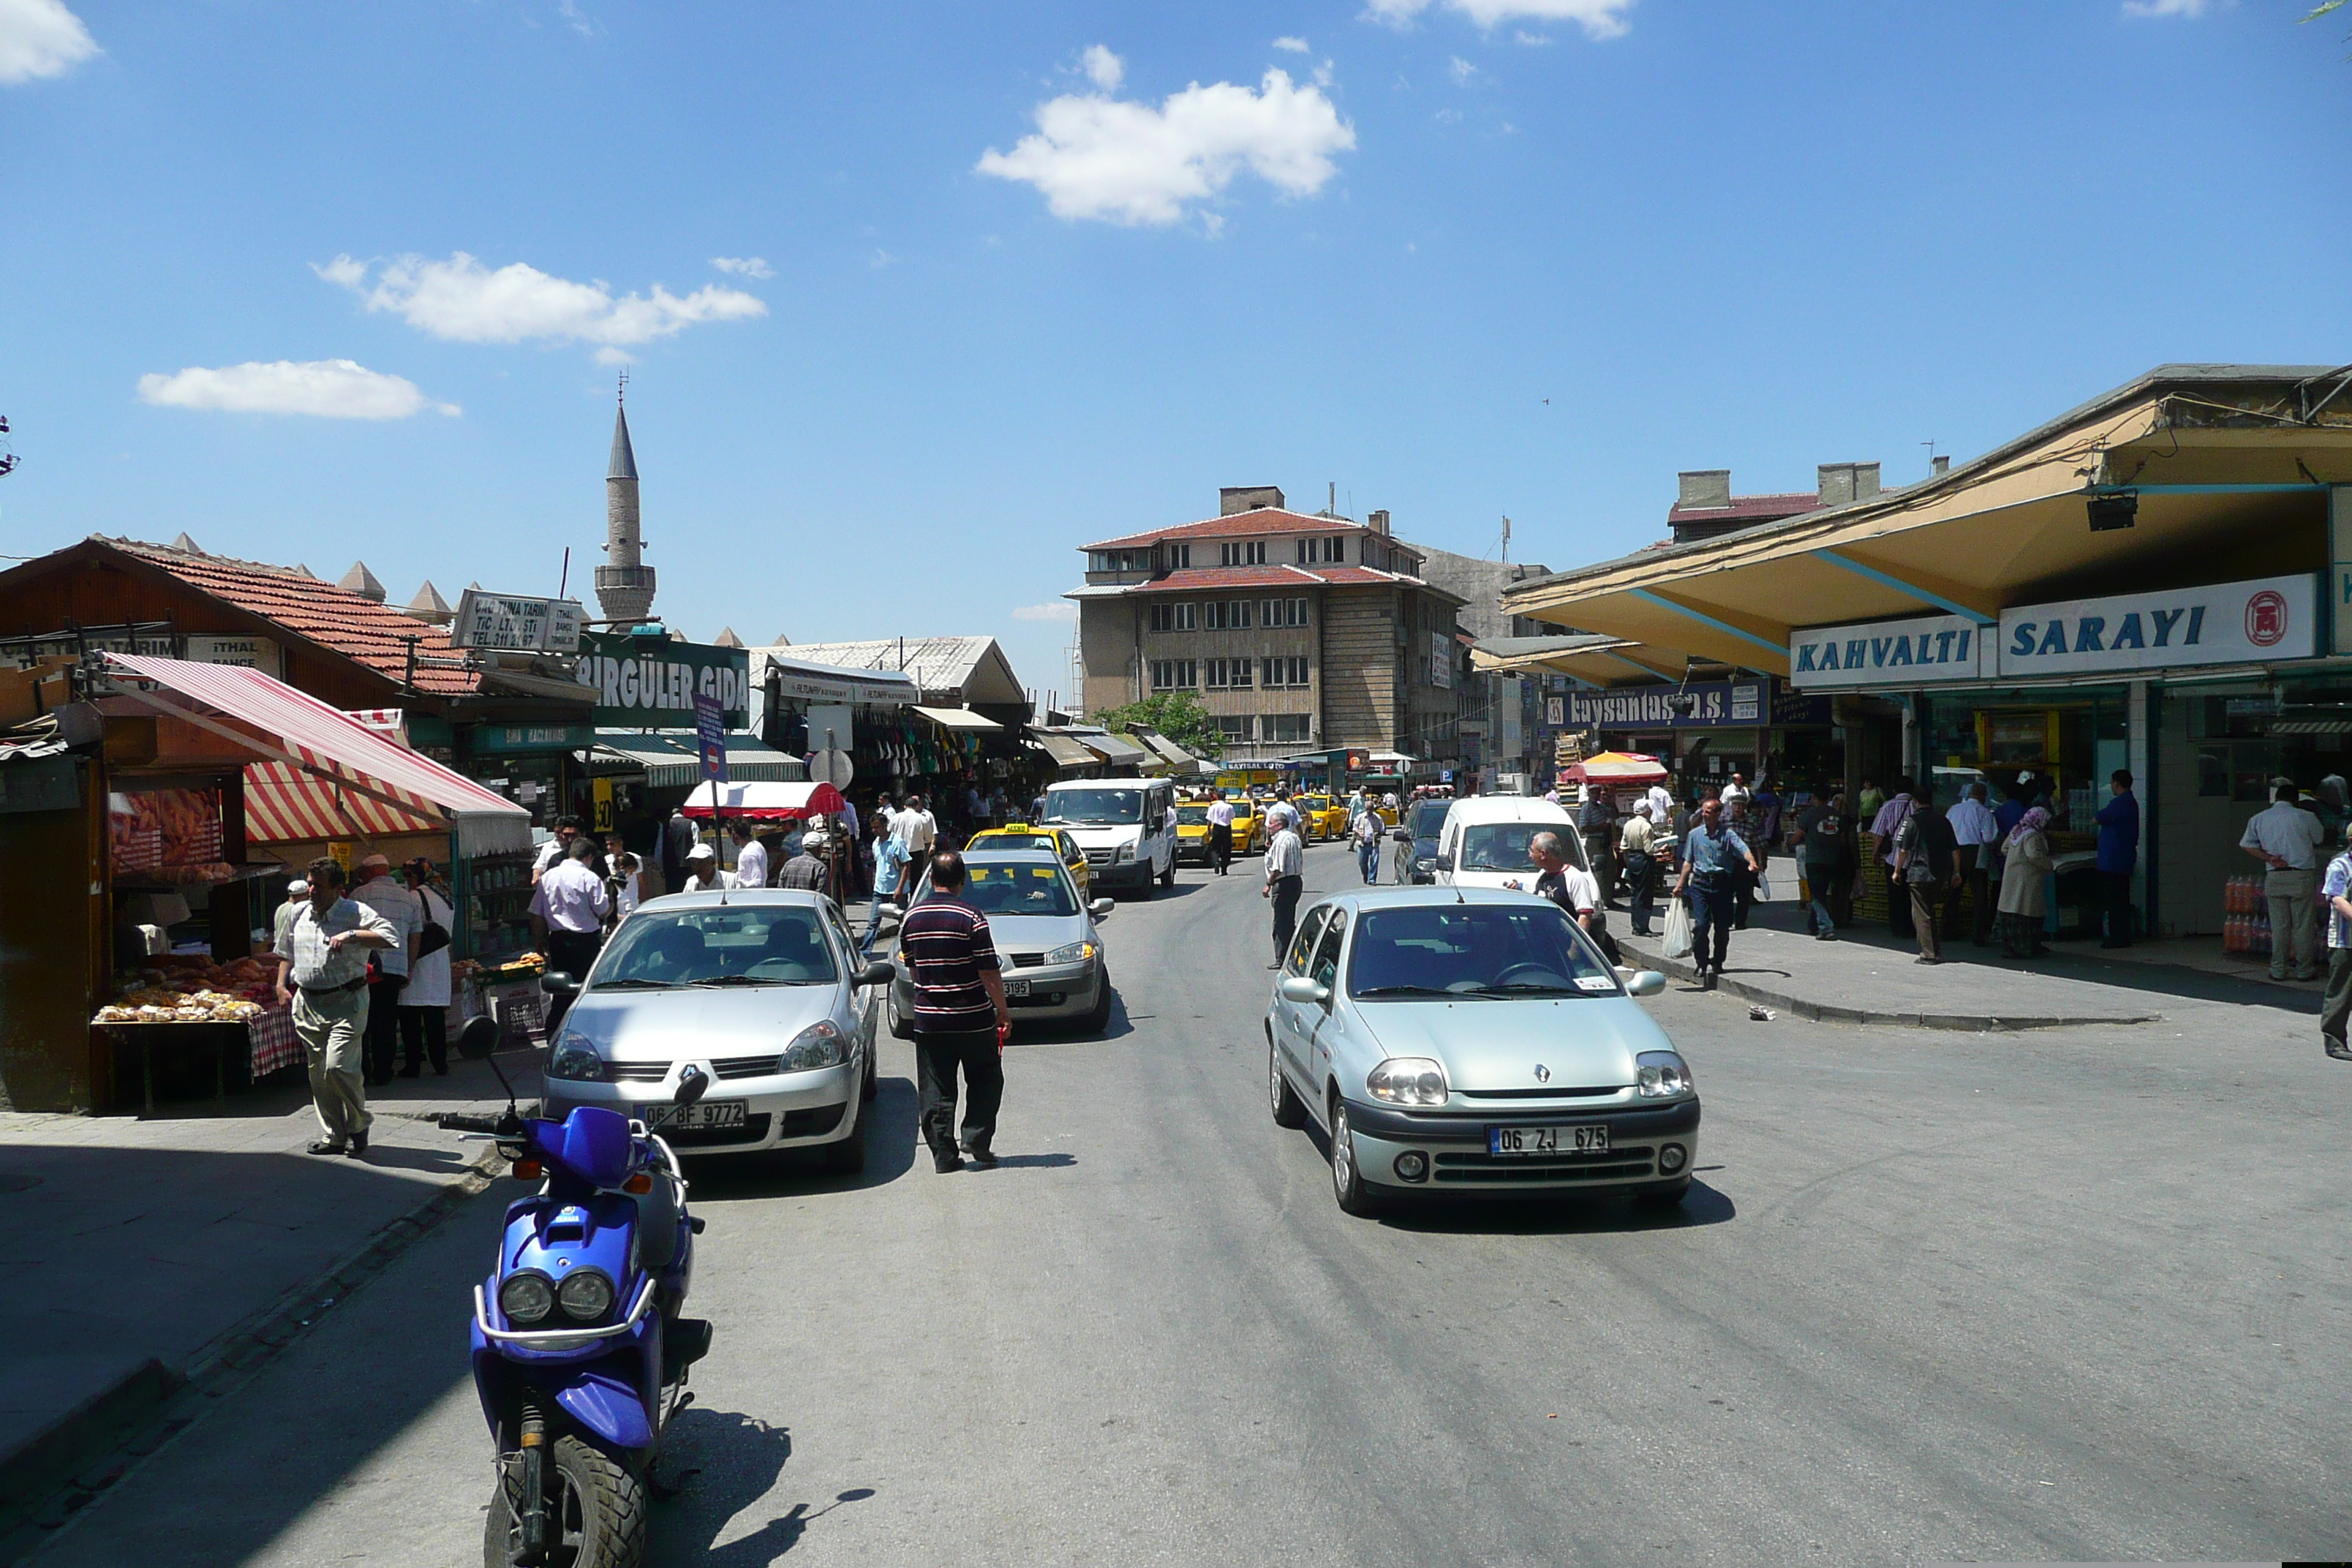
left=108, top=538, right=481, bottom=696
left=1079, top=562, right=1434, bottom=594
left=1084, top=508, right=1387, bottom=554
left=1665, top=492, right=1819, bottom=526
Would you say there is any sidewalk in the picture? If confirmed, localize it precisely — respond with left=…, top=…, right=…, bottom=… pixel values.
left=1612, top=885, right=2321, bottom=1031
left=0, top=1051, right=536, bottom=1540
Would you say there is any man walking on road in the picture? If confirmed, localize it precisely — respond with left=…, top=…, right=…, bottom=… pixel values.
left=531, top=838, right=610, bottom=1030
left=2095, top=770, right=2140, bottom=949
left=1351, top=799, right=1382, bottom=885
left=1945, top=781, right=2001, bottom=947
left=274, top=859, right=397, bottom=1158
left=1510, top=832, right=1615, bottom=963
left=897, top=793, right=938, bottom=866
left=661, top=804, right=697, bottom=898
left=1894, top=780, right=1961, bottom=965
left=1578, top=788, right=1616, bottom=901
left=1206, top=790, right=1236, bottom=876
left=349, top=854, right=421, bottom=1087
left=900, top=850, right=1011, bottom=1171
left=729, top=819, right=769, bottom=890
left=2321, top=838, right=2352, bottom=1060
left=777, top=832, right=830, bottom=897
left=1618, top=808, right=1658, bottom=935
left=1264, top=816, right=1305, bottom=965
left=1790, top=787, right=1849, bottom=939
left=1672, top=798, right=1758, bottom=987
left=2243, top=780, right=2327, bottom=981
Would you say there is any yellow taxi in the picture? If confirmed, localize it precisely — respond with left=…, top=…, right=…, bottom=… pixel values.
left=965, top=823, right=1091, bottom=899
left=1227, top=798, right=1267, bottom=856
left=1172, top=799, right=1264, bottom=862
left=1292, top=793, right=1351, bottom=842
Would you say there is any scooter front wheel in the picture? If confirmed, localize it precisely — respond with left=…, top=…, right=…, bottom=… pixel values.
left=486, top=1433, right=646, bottom=1568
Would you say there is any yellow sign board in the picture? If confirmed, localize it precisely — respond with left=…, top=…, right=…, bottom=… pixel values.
left=592, top=777, right=615, bottom=832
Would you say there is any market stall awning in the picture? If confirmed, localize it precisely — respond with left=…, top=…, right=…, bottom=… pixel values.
left=1028, top=728, right=1101, bottom=769
left=1566, top=750, right=1669, bottom=784
left=1073, top=729, right=1150, bottom=766
left=103, top=652, right=531, bottom=855
left=680, top=780, right=846, bottom=820
left=591, top=730, right=810, bottom=789
left=1137, top=732, right=1207, bottom=772
left=912, top=704, right=1000, bottom=731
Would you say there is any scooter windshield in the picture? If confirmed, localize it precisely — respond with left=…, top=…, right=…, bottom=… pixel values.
left=531, top=1106, right=636, bottom=1189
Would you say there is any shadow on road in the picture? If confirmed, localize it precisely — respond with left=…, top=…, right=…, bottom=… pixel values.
left=651, top=1409, right=881, bottom=1562
left=684, top=1077, right=922, bottom=1200
left=1375, top=1179, right=1735, bottom=1235
left=976, top=1151, right=1077, bottom=1170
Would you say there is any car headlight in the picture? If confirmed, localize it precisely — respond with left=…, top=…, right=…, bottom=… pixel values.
left=1367, top=1056, right=1449, bottom=1107
left=782, top=1019, right=847, bottom=1071
left=1112, top=842, right=1134, bottom=863
left=1635, top=1049, right=1695, bottom=1099
left=547, top=1032, right=606, bottom=1082
left=1044, top=941, right=1097, bottom=966
left=499, top=1270, right=555, bottom=1325
left=556, top=1267, right=615, bottom=1324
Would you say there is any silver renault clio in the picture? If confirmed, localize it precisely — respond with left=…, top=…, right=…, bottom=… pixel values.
left=1265, top=886, right=1695, bottom=1216
left=872, top=848, right=1116, bottom=1037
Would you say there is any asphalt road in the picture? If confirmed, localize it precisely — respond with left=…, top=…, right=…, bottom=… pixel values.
left=37, top=841, right=2352, bottom=1567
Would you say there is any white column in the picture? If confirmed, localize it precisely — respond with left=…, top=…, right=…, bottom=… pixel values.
left=2128, top=679, right=2151, bottom=918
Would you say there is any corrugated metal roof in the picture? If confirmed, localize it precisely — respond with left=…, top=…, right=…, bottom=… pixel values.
left=771, top=637, right=1025, bottom=705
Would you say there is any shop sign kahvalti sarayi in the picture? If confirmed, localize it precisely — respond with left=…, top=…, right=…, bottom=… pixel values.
left=1997, top=574, right=2315, bottom=677
left=1788, top=612, right=1994, bottom=690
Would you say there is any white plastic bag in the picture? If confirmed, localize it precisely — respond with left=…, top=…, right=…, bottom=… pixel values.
left=1662, top=897, right=1694, bottom=960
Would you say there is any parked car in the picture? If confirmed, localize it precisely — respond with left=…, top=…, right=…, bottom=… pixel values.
left=1401, top=797, right=1452, bottom=884
left=1432, top=795, right=1591, bottom=890
left=1264, top=887, right=1690, bottom=1216
left=874, top=848, right=1117, bottom=1036
left=538, top=889, right=890, bottom=1172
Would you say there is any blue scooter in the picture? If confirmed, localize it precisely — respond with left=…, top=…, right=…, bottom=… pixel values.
left=443, top=1017, right=712, bottom=1568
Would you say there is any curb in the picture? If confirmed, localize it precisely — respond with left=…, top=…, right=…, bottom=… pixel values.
left=1615, top=935, right=2164, bottom=1032
left=0, top=1141, right=507, bottom=1562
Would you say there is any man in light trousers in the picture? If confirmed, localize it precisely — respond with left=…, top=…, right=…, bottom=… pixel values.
left=2242, top=780, right=2327, bottom=981
left=274, top=858, right=397, bottom=1157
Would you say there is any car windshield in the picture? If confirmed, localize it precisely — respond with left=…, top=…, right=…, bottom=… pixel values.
left=592, top=906, right=839, bottom=988
left=1300, top=796, right=1332, bottom=812
left=1348, top=904, right=1617, bottom=999
left=1176, top=804, right=1212, bottom=825
left=1456, top=822, right=1558, bottom=872
left=1409, top=801, right=1450, bottom=837
left=1044, top=788, right=1144, bottom=825
left=911, top=862, right=1079, bottom=918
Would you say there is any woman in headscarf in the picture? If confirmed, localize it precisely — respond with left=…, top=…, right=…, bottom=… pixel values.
left=1997, top=805, right=2055, bottom=958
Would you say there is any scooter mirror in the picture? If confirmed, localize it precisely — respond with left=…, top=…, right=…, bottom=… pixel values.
left=673, top=1063, right=710, bottom=1108
left=456, top=1015, right=500, bottom=1061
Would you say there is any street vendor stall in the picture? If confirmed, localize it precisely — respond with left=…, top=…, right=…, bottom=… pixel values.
left=1565, top=750, right=1669, bottom=812
left=680, top=780, right=848, bottom=821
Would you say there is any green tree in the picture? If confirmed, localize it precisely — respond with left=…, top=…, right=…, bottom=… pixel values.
left=1091, top=691, right=1223, bottom=761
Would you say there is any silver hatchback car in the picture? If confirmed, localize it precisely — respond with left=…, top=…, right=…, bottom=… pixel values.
left=872, top=849, right=1116, bottom=1037
left=539, top=889, right=892, bottom=1170
left=1265, top=886, right=1696, bottom=1216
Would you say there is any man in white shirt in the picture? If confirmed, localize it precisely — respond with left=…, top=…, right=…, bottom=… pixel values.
left=1206, top=791, right=1237, bottom=876
left=1646, top=783, right=1674, bottom=825
left=2243, top=780, right=2329, bottom=980
left=1719, top=772, right=1751, bottom=815
left=729, top=821, right=769, bottom=889
left=1944, top=781, right=2002, bottom=946
left=675, top=842, right=739, bottom=896
left=897, top=794, right=938, bottom=863
left=1262, top=821, right=1305, bottom=966
left=349, top=854, right=422, bottom=1088
left=532, top=817, right=583, bottom=883
left=530, top=837, right=611, bottom=1028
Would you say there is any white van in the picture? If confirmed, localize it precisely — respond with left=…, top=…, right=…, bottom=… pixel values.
left=1433, top=796, right=1590, bottom=890
left=1041, top=778, right=1177, bottom=897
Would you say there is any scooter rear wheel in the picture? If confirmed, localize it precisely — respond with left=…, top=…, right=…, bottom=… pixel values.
left=485, top=1433, right=646, bottom=1568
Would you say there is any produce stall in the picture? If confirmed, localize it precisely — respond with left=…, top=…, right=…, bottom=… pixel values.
left=91, top=953, right=294, bottom=1115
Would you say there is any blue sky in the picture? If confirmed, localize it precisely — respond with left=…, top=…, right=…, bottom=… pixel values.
left=2, top=0, right=2345, bottom=707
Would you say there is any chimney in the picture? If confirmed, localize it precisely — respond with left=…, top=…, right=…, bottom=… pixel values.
left=1676, top=470, right=1733, bottom=510
left=1219, top=486, right=1285, bottom=516
left=1931, top=455, right=1950, bottom=477
left=1368, top=508, right=1391, bottom=535
left=1816, top=462, right=1882, bottom=508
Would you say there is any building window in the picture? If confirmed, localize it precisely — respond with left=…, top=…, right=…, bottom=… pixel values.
left=1150, top=660, right=1197, bottom=691
left=1207, top=599, right=1251, bottom=630
left=1232, top=598, right=1253, bottom=627
left=1262, top=656, right=1309, bottom=688
left=1262, top=597, right=1308, bottom=628
left=1149, top=601, right=1197, bottom=633
left=1295, top=536, right=1348, bottom=564
left=1090, top=548, right=1153, bottom=573
left=1220, top=540, right=1266, bottom=567
left=1216, top=715, right=1254, bottom=742
left=1264, top=714, right=1313, bottom=744
left=1168, top=544, right=1191, bottom=568
left=1202, top=657, right=1251, bottom=689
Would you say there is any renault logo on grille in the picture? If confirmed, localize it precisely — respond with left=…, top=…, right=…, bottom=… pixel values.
left=1532, top=1064, right=1550, bottom=1083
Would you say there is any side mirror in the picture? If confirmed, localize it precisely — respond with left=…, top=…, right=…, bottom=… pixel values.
left=1277, top=975, right=1331, bottom=1006
left=1436, top=852, right=1454, bottom=872
left=456, top=1014, right=500, bottom=1061
left=673, top=1063, right=710, bottom=1107
left=540, top=971, right=579, bottom=998
left=1624, top=970, right=1667, bottom=998
left=855, top=960, right=894, bottom=987
left=1090, top=897, right=1115, bottom=919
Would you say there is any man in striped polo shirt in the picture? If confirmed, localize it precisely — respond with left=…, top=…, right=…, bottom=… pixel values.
left=900, top=850, right=1011, bottom=1171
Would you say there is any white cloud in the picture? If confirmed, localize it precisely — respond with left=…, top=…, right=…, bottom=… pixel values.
left=1012, top=602, right=1077, bottom=622
left=137, top=360, right=459, bottom=420
left=1080, top=43, right=1123, bottom=91
left=1273, top=34, right=1311, bottom=51
left=976, top=64, right=1355, bottom=227
left=711, top=255, right=774, bottom=278
left=2121, top=0, right=2212, bottom=15
left=0, top=0, right=98, bottom=85
left=870, top=248, right=896, bottom=268
left=1365, top=0, right=1634, bottom=40
left=316, top=252, right=767, bottom=349
left=556, top=0, right=596, bottom=37
left=1447, top=55, right=1478, bottom=83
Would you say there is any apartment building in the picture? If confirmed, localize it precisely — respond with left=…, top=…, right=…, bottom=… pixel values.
left=1070, top=487, right=1465, bottom=767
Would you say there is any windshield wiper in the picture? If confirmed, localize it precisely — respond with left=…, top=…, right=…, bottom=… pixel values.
left=1352, top=984, right=1487, bottom=999
left=687, top=974, right=796, bottom=988
left=591, top=978, right=677, bottom=990
left=1466, top=982, right=1589, bottom=996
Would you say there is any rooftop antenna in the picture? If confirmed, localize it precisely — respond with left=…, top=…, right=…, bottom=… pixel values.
left=1328, top=480, right=1336, bottom=516
left=1921, top=437, right=1937, bottom=467
left=1501, top=515, right=1511, bottom=565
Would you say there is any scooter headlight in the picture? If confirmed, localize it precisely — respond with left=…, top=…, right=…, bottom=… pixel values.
left=557, top=1267, right=616, bottom=1323
left=499, top=1270, right=555, bottom=1325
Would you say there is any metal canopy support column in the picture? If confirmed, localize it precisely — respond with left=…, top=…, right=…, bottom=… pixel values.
left=2129, top=678, right=2152, bottom=939
left=1810, top=550, right=1999, bottom=625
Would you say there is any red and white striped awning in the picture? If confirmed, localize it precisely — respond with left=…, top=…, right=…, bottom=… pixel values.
left=102, top=653, right=531, bottom=856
